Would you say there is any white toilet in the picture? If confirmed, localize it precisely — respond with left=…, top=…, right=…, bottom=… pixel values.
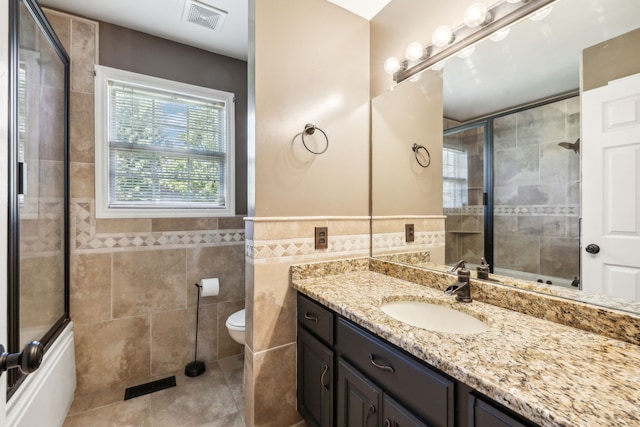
left=225, top=309, right=245, bottom=344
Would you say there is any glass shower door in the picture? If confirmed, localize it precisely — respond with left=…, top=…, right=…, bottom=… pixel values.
left=8, top=0, right=70, bottom=395
left=443, top=123, right=487, bottom=267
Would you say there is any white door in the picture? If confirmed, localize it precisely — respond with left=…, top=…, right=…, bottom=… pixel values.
left=582, top=73, right=640, bottom=301
left=1, top=0, right=9, bottom=422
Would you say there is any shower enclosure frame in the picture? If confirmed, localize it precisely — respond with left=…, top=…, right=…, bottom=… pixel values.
left=7, top=0, right=70, bottom=399
left=443, top=90, right=579, bottom=277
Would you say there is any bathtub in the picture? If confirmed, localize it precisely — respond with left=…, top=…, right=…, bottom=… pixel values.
left=6, top=322, right=76, bottom=427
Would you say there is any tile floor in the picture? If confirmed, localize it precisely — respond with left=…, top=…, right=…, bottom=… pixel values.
left=63, top=355, right=245, bottom=427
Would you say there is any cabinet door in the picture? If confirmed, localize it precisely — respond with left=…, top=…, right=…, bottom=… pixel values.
left=383, top=394, right=431, bottom=427
left=469, top=394, right=534, bottom=427
left=337, top=359, right=381, bottom=427
left=297, top=327, right=334, bottom=427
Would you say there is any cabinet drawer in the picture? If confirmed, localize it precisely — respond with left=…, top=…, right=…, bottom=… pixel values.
left=469, top=394, right=538, bottom=427
left=337, top=318, right=454, bottom=427
left=298, top=293, right=334, bottom=345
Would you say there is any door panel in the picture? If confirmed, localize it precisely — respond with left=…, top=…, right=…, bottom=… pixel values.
left=582, top=73, right=640, bottom=299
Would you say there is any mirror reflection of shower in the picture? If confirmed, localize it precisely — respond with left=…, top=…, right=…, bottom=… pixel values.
left=443, top=96, right=581, bottom=288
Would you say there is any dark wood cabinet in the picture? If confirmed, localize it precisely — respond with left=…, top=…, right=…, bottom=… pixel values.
left=296, top=292, right=538, bottom=427
left=297, top=327, right=334, bottom=427
left=383, top=394, right=431, bottom=427
left=469, top=394, right=532, bottom=427
left=337, top=359, right=382, bottom=427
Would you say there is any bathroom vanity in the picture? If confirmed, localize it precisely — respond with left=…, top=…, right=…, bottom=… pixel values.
left=291, top=258, right=640, bottom=427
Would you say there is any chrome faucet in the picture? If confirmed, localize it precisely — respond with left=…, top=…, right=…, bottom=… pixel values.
left=444, top=263, right=472, bottom=303
left=448, top=259, right=466, bottom=273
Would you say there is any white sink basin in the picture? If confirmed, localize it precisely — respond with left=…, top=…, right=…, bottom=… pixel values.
left=380, top=301, right=490, bottom=335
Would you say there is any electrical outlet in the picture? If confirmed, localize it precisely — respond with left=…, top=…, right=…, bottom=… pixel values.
left=405, top=224, right=415, bottom=243
left=315, top=227, right=328, bottom=249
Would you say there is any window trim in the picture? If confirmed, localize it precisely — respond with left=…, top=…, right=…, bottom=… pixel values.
left=94, top=65, right=235, bottom=218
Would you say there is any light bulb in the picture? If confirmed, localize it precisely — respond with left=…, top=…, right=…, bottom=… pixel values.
left=405, top=42, right=425, bottom=61
left=506, top=0, right=521, bottom=3
left=464, top=3, right=489, bottom=28
left=384, top=57, right=401, bottom=75
left=409, top=73, right=422, bottom=83
left=529, top=6, right=553, bottom=21
left=432, top=25, right=454, bottom=47
left=432, top=61, right=446, bottom=71
left=490, top=28, right=510, bottom=42
left=457, top=46, right=475, bottom=59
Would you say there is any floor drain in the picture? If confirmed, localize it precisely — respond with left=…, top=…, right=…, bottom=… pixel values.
left=124, top=376, right=176, bottom=400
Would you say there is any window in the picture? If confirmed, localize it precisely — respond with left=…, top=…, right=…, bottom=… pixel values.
left=442, top=147, right=468, bottom=208
left=95, top=65, right=235, bottom=218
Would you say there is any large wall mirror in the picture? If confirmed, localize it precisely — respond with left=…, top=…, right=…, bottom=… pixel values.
left=371, top=0, right=640, bottom=313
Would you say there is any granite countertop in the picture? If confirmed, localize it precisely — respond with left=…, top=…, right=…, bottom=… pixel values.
left=291, top=268, right=640, bottom=427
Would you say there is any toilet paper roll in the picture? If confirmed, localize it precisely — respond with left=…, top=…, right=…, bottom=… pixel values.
left=200, top=278, right=219, bottom=297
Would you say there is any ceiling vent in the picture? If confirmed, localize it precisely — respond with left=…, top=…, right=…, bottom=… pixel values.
left=182, top=0, right=228, bottom=32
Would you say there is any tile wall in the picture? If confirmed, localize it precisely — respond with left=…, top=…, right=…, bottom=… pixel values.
left=493, top=97, right=580, bottom=280
left=245, top=217, right=370, bottom=426
left=44, top=9, right=246, bottom=411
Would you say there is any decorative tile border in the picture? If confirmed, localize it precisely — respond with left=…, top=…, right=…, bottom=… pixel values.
left=444, top=205, right=580, bottom=216
left=372, top=231, right=445, bottom=252
left=248, top=234, right=370, bottom=265
left=21, top=199, right=65, bottom=257
left=494, top=204, right=580, bottom=216
left=71, top=200, right=244, bottom=253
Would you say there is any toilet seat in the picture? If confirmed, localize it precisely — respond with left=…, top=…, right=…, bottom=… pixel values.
left=226, top=309, right=245, bottom=331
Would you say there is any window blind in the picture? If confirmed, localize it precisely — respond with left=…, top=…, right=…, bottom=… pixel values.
left=107, top=81, right=228, bottom=208
left=443, top=147, right=468, bottom=208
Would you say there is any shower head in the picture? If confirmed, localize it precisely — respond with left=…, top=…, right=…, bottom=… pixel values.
left=558, top=138, right=580, bottom=153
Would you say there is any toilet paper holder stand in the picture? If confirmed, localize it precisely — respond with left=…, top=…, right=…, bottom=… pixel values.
left=185, top=283, right=206, bottom=377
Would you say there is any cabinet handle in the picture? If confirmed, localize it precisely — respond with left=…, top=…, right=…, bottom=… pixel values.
left=366, top=404, right=376, bottom=424
left=384, top=420, right=392, bottom=427
left=368, top=353, right=394, bottom=373
left=304, top=312, right=319, bottom=322
left=320, top=364, right=329, bottom=390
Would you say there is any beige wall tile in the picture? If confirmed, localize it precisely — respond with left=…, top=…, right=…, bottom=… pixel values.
left=71, top=19, right=97, bottom=93
left=44, top=10, right=71, bottom=53
left=217, top=299, right=245, bottom=359
left=152, top=217, right=218, bottom=232
left=70, top=162, right=95, bottom=199
left=252, top=343, right=300, bottom=427
left=219, top=216, right=246, bottom=230
left=40, top=159, right=65, bottom=198
left=39, top=86, right=66, bottom=161
left=252, top=262, right=296, bottom=352
left=95, top=218, right=152, bottom=234
left=20, top=255, right=64, bottom=332
left=244, top=350, right=254, bottom=427
left=327, top=218, right=370, bottom=236
left=245, top=259, right=255, bottom=352
left=186, top=245, right=245, bottom=305
left=112, top=249, right=186, bottom=318
left=70, top=253, right=111, bottom=324
left=69, top=91, right=95, bottom=163
left=74, top=316, right=150, bottom=394
left=253, top=219, right=328, bottom=241
left=151, top=308, right=188, bottom=375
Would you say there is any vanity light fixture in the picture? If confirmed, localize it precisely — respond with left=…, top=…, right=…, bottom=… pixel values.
left=405, top=41, right=427, bottom=61
left=528, top=5, right=553, bottom=21
left=389, top=0, right=557, bottom=83
left=432, top=25, right=455, bottom=47
left=489, top=27, right=510, bottom=42
left=464, top=3, right=491, bottom=28
left=457, top=46, right=476, bottom=59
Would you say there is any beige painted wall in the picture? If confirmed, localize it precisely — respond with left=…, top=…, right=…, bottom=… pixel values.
left=247, top=0, right=371, bottom=426
left=583, top=27, right=640, bottom=91
left=253, top=0, right=370, bottom=217
left=371, top=70, right=443, bottom=216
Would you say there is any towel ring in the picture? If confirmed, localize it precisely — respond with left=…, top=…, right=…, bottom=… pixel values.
left=301, top=123, right=329, bottom=155
left=412, top=143, right=431, bottom=168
